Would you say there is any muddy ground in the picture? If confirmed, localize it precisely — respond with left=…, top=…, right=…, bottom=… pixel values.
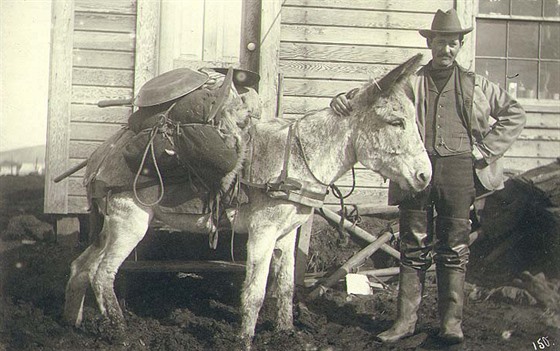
left=0, top=175, right=558, bottom=350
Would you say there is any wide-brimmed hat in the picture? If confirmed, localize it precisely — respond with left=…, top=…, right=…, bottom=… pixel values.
left=419, top=9, right=473, bottom=38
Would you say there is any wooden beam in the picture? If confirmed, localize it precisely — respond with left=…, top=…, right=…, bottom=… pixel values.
left=308, top=231, right=394, bottom=298
left=317, top=208, right=401, bottom=260
left=456, top=0, right=476, bottom=69
left=259, top=0, right=282, bottom=120
left=45, top=0, right=75, bottom=214
left=295, top=215, right=314, bottom=287
left=120, top=260, right=246, bottom=273
left=134, top=0, right=161, bottom=97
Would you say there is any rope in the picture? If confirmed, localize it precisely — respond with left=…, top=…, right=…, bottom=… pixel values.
left=132, top=125, right=165, bottom=207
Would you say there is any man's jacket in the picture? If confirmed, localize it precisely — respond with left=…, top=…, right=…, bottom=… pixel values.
left=388, top=63, right=526, bottom=205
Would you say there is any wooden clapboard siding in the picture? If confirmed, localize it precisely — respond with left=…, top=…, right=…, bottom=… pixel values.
left=279, top=2, right=445, bottom=207
left=74, top=50, right=134, bottom=69
left=283, top=0, right=454, bottom=12
left=72, top=86, right=133, bottom=105
left=74, top=0, right=136, bottom=14
left=70, top=122, right=125, bottom=141
left=282, top=6, right=435, bottom=29
left=69, top=140, right=104, bottom=159
left=45, top=0, right=137, bottom=214
left=68, top=195, right=90, bottom=214
left=73, top=68, right=133, bottom=87
left=74, top=13, right=136, bottom=33
left=503, top=103, right=560, bottom=173
left=71, top=105, right=130, bottom=123
left=280, top=43, right=432, bottom=64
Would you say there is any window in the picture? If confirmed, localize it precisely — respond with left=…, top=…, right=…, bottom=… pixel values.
left=475, top=0, right=560, bottom=101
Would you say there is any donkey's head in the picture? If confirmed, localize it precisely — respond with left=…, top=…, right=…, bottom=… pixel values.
left=350, top=54, right=431, bottom=192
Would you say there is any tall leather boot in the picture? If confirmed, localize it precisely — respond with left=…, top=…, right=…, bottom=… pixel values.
left=434, top=216, right=471, bottom=345
left=436, top=267, right=466, bottom=344
left=376, top=265, right=425, bottom=343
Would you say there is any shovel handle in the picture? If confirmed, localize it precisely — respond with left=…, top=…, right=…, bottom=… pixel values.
left=97, top=98, right=133, bottom=108
left=53, top=159, right=88, bottom=183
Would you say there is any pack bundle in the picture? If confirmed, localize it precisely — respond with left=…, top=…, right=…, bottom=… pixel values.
left=122, top=67, right=260, bottom=193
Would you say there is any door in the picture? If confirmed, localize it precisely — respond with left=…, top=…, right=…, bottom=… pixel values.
left=158, top=0, right=244, bottom=73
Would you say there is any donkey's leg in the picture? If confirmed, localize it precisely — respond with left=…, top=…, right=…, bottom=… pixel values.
left=90, top=196, right=151, bottom=325
left=64, top=239, right=106, bottom=326
left=240, top=225, right=278, bottom=347
left=269, top=228, right=298, bottom=332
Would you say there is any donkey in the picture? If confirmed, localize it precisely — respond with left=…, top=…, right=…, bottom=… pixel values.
left=63, top=54, right=431, bottom=349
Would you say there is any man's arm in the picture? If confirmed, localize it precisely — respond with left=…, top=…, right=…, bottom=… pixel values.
left=330, top=88, right=359, bottom=116
left=474, top=76, right=527, bottom=165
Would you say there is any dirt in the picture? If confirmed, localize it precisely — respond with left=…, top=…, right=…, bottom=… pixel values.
left=0, top=175, right=559, bottom=351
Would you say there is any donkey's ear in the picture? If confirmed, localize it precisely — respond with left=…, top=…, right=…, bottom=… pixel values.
left=367, top=54, right=423, bottom=102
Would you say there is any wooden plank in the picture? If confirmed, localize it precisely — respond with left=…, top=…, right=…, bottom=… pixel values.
left=280, top=42, right=432, bottom=64
left=525, top=112, right=560, bottom=129
left=75, top=0, right=136, bottom=15
left=259, top=0, right=283, bottom=120
left=69, top=140, right=104, bottom=159
left=73, top=67, right=133, bottom=87
left=283, top=0, right=453, bottom=12
left=120, top=260, right=246, bottom=273
left=518, top=128, right=560, bottom=141
left=68, top=178, right=87, bottom=196
left=73, top=31, right=135, bottom=52
left=74, top=50, right=134, bottom=69
left=45, top=0, right=74, bottom=214
left=280, top=60, right=393, bottom=80
left=202, top=2, right=223, bottom=62
left=281, top=6, right=434, bottom=30
left=70, top=123, right=125, bottom=141
left=72, top=86, right=133, bottom=104
left=506, top=140, right=560, bottom=158
left=71, top=104, right=130, bottom=123
left=134, top=0, right=160, bottom=97
left=503, top=156, right=559, bottom=173
left=68, top=195, right=90, bottom=214
left=456, top=0, right=475, bottom=69
left=283, top=78, right=367, bottom=98
left=281, top=25, right=425, bottom=48
left=283, top=95, right=336, bottom=114
left=522, top=103, right=560, bottom=114
left=295, top=216, right=313, bottom=286
left=74, top=12, right=136, bottom=33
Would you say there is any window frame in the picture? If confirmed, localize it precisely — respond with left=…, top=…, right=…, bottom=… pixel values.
left=474, top=1, right=560, bottom=104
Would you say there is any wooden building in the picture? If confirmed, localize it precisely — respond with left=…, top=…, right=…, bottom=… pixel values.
left=45, top=0, right=560, bottom=216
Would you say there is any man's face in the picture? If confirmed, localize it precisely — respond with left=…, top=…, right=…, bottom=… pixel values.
left=427, top=34, right=462, bottom=68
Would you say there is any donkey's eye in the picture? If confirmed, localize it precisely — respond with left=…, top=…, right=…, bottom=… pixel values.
left=388, top=119, right=405, bottom=128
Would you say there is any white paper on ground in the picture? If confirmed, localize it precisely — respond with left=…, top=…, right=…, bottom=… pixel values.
left=346, top=273, right=373, bottom=295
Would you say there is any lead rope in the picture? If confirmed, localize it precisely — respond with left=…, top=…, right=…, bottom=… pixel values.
left=329, top=167, right=357, bottom=245
left=293, top=120, right=357, bottom=244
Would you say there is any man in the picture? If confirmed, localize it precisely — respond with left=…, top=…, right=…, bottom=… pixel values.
left=331, top=9, right=526, bottom=345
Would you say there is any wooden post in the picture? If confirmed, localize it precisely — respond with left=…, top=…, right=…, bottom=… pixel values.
left=258, top=0, right=282, bottom=120
left=240, top=0, right=261, bottom=75
left=44, top=0, right=75, bottom=214
left=456, top=0, right=476, bottom=69
left=318, top=208, right=401, bottom=260
left=295, top=216, right=314, bottom=287
left=134, top=0, right=161, bottom=96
